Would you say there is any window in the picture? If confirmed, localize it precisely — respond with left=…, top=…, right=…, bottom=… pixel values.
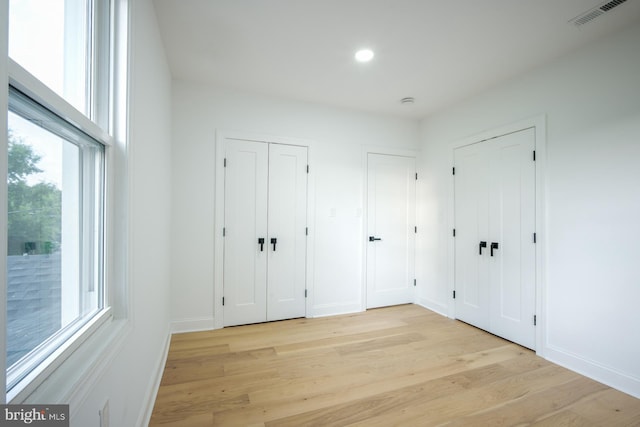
left=5, top=0, right=117, bottom=398
left=9, top=0, right=90, bottom=115
left=8, top=0, right=110, bottom=124
left=6, top=88, right=105, bottom=391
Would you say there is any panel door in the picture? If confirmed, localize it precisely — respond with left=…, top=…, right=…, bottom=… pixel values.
left=223, top=139, right=269, bottom=327
left=454, top=128, right=536, bottom=349
left=454, top=142, right=491, bottom=331
left=267, top=144, right=308, bottom=321
left=366, top=153, right=416, bottom=309
left=487, top=128, right=536, bottom=349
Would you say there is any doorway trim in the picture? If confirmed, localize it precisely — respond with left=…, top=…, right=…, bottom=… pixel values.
left=447, top=115, right=547, bottom=354
left=214, top=130, right=315, bottom=329
left=361, top=145, right=419, bottom=312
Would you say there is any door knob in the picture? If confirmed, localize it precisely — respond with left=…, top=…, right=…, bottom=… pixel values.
left=479, top=241, right=487, bottom=255
left=258, top=238, right=265, bottom=252
left=491, top=242, right=499, bottom=256
left=369, top=236, right=382, bottom=242
left=270, top=238, right=277, bottom=251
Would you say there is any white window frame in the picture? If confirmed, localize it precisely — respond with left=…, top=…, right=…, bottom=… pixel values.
left=1, top=0, right=10, bottom=406
left=2, top=0, right=131, bottom=406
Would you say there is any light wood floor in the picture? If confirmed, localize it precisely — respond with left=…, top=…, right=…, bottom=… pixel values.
left=150, top=304, right=640, bottom=426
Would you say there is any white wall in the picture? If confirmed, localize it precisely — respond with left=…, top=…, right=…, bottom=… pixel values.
left=417, top=22, right=640, bottom=397
left=170, top=83, right=419, bottom=330
left=71, top=0, right=173, bottom=424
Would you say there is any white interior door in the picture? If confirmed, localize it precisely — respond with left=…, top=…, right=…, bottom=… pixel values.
left=366, top=153, right=416, bottom=309
left=454, top=142, right=490, bottom=331
left=454, top=128, right=536, bottom=349
left=223, top=139, right=268, bottom=327
left=488, top=129, right=536, bottom=349
left=267, top=144, right=308, bottom=321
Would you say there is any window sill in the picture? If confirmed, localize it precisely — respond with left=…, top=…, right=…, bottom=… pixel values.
left=7, top=307, right=128, bottom=404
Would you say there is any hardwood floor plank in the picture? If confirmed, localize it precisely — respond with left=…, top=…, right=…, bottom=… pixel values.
left=264, top=362, right=526, bottom=427
left=531, top=410, right=599, bottom=427
left=165, top=344, right=231, bottom=362
left=559, top=388, right=640, bottom=426
left=160, top=358, right=225, bottom=386
left=441, top=376, right=607, bottom=426
left=248, top=344, right=525, bottom=417
left=149, top=305, right=640, bottom=426
left=334, top=332, right=425, bottom=355
left=345, top=364, right=578, bottom=427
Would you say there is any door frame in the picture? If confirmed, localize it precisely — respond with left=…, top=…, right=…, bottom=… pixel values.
left=361, top=146, right=418, bottom=312
left=214, top=131, right=315, bottom=329
left=448, top=116, right=547, bottom=354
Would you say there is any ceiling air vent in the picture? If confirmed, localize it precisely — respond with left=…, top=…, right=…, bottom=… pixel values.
left=569, top=0, right=629, bottom=26
left=600, top=0, right=628, bottom=11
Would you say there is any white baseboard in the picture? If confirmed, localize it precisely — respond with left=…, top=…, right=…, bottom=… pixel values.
left=137, top=327, right=172, bottom=427
left=415, top=297, right=450, bottom=318
left=544, top=344, right=640, bottom=399
left=311, top=302, right=363, bottom=318
left=170, top=316, right=216, bottom=334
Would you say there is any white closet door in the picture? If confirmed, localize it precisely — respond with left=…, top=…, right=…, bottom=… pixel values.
left=488, top=128, right=536, bottom=349
left=454, top=143, right=490, bottom=330
left=366, top=153, right=416, bottom=309
left=454, top=128, right=536, bottom=349
left=223, top=139, right=268, bottom=327
left=267, top=144, right=308, bottom=321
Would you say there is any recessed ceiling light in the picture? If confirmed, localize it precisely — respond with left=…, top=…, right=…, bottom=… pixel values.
left=400, top=97, right=415, bottom=105
left=355, top=49, right=374, bottom=62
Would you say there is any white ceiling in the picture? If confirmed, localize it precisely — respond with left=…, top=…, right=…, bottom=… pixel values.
left=153, top=0, right=640, bottom=118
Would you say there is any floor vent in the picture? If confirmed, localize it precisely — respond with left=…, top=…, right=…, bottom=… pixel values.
left=569, top=0, right=629, bottom=26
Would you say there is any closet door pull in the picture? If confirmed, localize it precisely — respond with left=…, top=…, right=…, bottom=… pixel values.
left=491, top=242, right=499, bottom=256
left=270, top=238, right=277, bottom=251
left=369, top=236, right=382, bottom=242
left=479, top=241, right=487, bottom=255
left=258, top=238, right=265, bottom=252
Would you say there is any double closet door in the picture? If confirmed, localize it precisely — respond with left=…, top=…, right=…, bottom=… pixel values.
left=223, top=139, right=308, bottom=327
left=454, top=128, right=536, bottom=349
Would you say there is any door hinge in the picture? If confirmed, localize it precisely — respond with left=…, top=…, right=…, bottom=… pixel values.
left=415, top=226, right=417, bottom=233
left=224, top=158, right=227, bottom=167
left=305, top=289, right=308, bottom=298
left=453, top=228, right=456, bottom=237
left=533, top=150, right=536, bottom=161
left=453, top=290, right=456, bottom=299
left=415, top=172, right=418, bottom=180
left=222, top=297, right=225, bottom=306
left=306, top=227, right=308, bottom=236
left=223, top=227, right=226, bottom=237
left=307, top=165, right=309, bottom=173
left=452, top=167, right=455, bottom=175
left=414, top=279, right=417, bottom=287
left=533, top=232, right=537, bottom=243
left=533, top=315, right=537, bottom=326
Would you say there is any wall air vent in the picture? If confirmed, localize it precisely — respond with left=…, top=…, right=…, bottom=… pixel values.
left=569, top=0, right=629, bottom=26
